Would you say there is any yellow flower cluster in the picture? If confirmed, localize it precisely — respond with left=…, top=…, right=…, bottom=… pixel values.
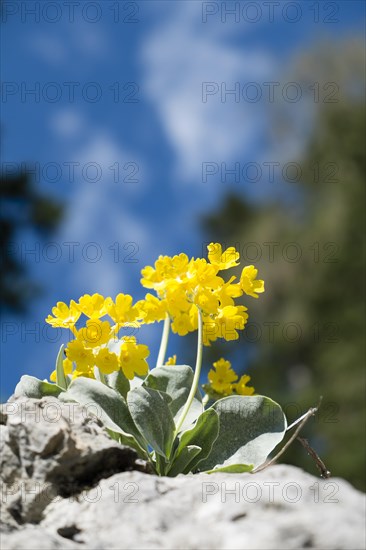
left=46, top=244, right=264, bottom=387
left=139, top=243, right=264, bottom=345
left=46, top=293, right=149, bottom=381
left=207, top=358, right=255, bottom=397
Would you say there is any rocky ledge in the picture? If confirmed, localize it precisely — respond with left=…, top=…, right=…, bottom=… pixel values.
left=0, top=397, right=365, bottom=550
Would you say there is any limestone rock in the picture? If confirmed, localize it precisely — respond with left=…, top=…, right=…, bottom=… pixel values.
left=0, top=397, right=140, bottom=527
left=1, top=397, right=365, bottom=549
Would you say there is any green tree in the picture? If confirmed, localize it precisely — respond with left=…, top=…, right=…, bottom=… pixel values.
left=1, top=169, right=63, bottom=311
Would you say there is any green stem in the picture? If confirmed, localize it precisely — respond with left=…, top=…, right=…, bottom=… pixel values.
left=155, top=453, right=166, bottom=476
left=174, top=308, right=203, bottom=437
left=202, top=394, right=210, bottom=408
left=156, top=314, right=170, bottom=368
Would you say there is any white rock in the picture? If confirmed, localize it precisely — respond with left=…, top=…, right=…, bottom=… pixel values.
left=1, top=398, right=365, bottom=549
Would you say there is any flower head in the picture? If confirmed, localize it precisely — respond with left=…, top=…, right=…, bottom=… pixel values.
left=234, top=374, right=255, bottom=396
left=240, top=266, right=265, bottom=298
left=137, top=293, right=167, bottom=324
left=140, top=244, right=263, bottom=346
left=208, top=358, right=238, bottom=395
left=119, top=337, right=150, bottom=380
left=66, top=339, right=95, bottom=372
left=78, top=319, right=113, bottom=348
left=205, top=359, right=255, bottom=399
left=47, top=290, right=152, bottom=383
left=46, top=300, right=80, bottom=329
left=203, top=305, right=248, bottom=346
left=207, top=243, right=240, bottom=270
left=77, top=293, right=107, bottom=319
left=72, top=366, right=95, bottom=379
left=141, top=253, right=190, bottom=293
left=105, top=293, right=142, bottom=325
left=95, top=348, right=119, bottom=375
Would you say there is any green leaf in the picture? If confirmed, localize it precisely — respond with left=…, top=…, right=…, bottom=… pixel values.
left=198, top=395, right=287, bottom=471
left=55, top=344, right=68, bottom=390
left=176, top=408, right=219, bottom=473
left=127, top=386, right=175, bottom=459
left=205, top=464, right=254, bottom=474
left=167, top=445, right=202, bottom=477
left=143, top=365, right=203, bottom=432
left=14, top=375, right=63, bottom=398
left=59, top=377, right=147, bottom=456
left=105, top=369, right=130, bottom=399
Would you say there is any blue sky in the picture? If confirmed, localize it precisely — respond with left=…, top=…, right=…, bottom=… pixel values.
left=1, top=0, right=364, bottom=398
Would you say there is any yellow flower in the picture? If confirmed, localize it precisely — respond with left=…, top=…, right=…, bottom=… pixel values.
left=188, top=258, right=222, bottom=290
left=215, top=276, right=242, bottom=307
left=63, top=358, right=73, bottom=374
left=50, top=358, right=73, bottom=383
left=105, top=293, right=142, bottom=325
left=203, top=305, right=248, bottom=346
left=71, top=366, right=95, bottom=379
left=140, top=247, right=263, bottom=345
left=137, top=294, right=167, bottom=324
left=240, top=266, right=265, bottom=298
left=194, top=288, right=220, bottom=315
left=78, top=319, right=112, bottom=348
left=46, top=300, right=81, bottom=329
left=171, top=312, right=193, bottom=336
left=141, top=254, right=223, bottom=332
left=141, top=253, right=190, bottom=293
left=140, top=264, right=157, bottom=289
left=234, top=374, right=255, bottom=396
left=119, top=337, right=150, bottom=380
left=208, top=358, right=238, bottom=395
left=207, top=243, right=240, bottom=271
left=95, top=348, right=119, bottom=375
left=77, top=293, right=107, bottom=318
left=188, top=303, right=199, bottom=331
left=66, top=339, right=95, bottom=371
left=165, top=285, right=191, bottom=316
left=165, top=355, right=177, bottom=365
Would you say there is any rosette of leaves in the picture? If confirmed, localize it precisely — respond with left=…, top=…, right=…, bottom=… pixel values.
left=14, top=346, right=287, bottom=476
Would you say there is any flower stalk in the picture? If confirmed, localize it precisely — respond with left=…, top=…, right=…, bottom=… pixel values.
left=173, top=307, right=203, bottom=437
left=156, top=313, right=170, bottom=368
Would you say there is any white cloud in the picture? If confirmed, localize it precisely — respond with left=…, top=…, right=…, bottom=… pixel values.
left=50, top=109, right=85, bottom=139
left=26, top=23, right=109, bottom=66
left=58, top=133, right=149, bottom=296
left=141, top=5, right=275, bottom=184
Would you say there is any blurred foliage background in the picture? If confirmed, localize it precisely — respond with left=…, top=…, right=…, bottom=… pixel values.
left=199, top=40, right=365, bottom=490
left=0, top=168, right=63, bottom=312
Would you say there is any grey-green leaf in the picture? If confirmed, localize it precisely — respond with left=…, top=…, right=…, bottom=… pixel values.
left=177, top=408, right=219, bottom=473
left=105, top=369, right=130, bottom=399
left=14, top=375, right=63, bottom=398
left=59, top=377, right=146, bottom=454
left=198, top=395, right=287, bottom=471
left=167, top=445, right=202, bottom=477
left=55, top=344, right=68, bottom=390
left=143, top=365, right=203, bottom=431
left=127, top=386, right=175, bottom=458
